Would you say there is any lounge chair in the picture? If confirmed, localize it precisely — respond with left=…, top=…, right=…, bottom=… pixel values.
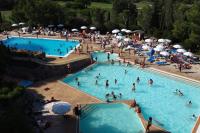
left=156, top=61, right=167, bottom=65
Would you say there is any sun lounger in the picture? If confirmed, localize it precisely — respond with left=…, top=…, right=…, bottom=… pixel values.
left=156, top=61, right=167, bottom=65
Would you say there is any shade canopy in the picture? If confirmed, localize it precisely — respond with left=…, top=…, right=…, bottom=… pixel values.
left=145, top=39, right=153, bottom=43
left=154, top=47, right=163, bottom=52
left=90, top=26, right=96, bottom=30
left=142, top=45, right=150, bottom=50
left=121, top=29, right=127, bottom=32
left=125, top=30, right=132, bottom=34
left=173, top=44, right=182, bottom=49
left=112, top=29, right=120, bottom=34
left=81, top=26, right=87, bottom=29
left=57, top=24, right=64, bottom=27
left=45, top=101, right=71, bottom=115
left=19, top=22, right=25, bottom=25
left=183, top=52, right=193, bottom=57
left=12, top=24, right=18, bottom=27
left=177, top=49, right=186, bottom=53
left=71, top=29, right=78, bottom=32
left=158, top=39, right=165, bottom=43
left=160, top=51, right=170, bottom=56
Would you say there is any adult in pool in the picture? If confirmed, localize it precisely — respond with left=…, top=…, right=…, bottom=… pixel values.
left=95, top=80, right=98, bottom=85
left=106, top=80, right=109, bottom=88
left=186, top=101, right=192, bottom=106
left=107, top=53, right=110, bottom=61
left=146, top=117, right=152, bottom=132
left=115, top=79, right=117, bottom=84
left=75, top=77, right=78, bottom=82
left=191, top=114, right=197, bottom=120
left=125, top=69, right=128, bottom=74
left=119, top=93, right=122, bottom=98
left=77, top=81, right=80, bottom=86
left=132, top=83, right=136, bottom=92
left=136, top=77, right=140, bottom=83
left=148, top=79, right=153, bottom=85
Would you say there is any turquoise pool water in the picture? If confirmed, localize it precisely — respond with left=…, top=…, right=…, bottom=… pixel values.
left=2, top=37, right=79, bottom=57
left=80, top=103, right=144, bottom=133
left=63, top=52, right=200, bottom=133
left=92, top=51, right=118, bottom=62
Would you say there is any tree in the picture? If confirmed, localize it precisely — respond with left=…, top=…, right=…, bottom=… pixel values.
left=137, top=4, right=153, bottom=33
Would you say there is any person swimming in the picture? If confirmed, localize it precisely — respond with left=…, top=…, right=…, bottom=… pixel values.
left=125, top=70, right=127, bottom=74
left=95, top=57, right=98, bottom=61
left=105, top=93, right=110, bottom=98
left=77, top=81, right=80, bottom=86
left=132, top=83, right=136, bottom=92
left=75, top=77, right=78, bottom=82
left=119, top=93, right=122, bottom=98
left=136, top=77, right=140, bottom=83
left=111, top=59, right=114, bottom=65
left=149, top=79, right=153, bottom=85
left=178, top=90, right=184, bottom=96
left=95, top=80, right=98, bottom=85
left=106, top=80, right=109, bottom=87
left=191, top=114, right=197, bottom=120
left=115, top=79, right=117, bottom=84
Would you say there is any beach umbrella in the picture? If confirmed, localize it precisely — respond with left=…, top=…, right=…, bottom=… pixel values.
left=160, top=51, right=170, bottom=56
left=45, top=101, right=71, bottom=115
left=142, top=45, right=150, bottom=50
left=121, top=29, right=127, bottom=32
left=145, top=39, right=153, bottom=43
left=19, top=22, right=25, bottom=25
left=173, top=44, right=182, bottom=49
left=183, top=52, right=193, bottom=57
left=12, top=24, right=18, bottom=27
left=71, top=29, right=78, bottom=32
left=124, top=38, right=131, bottom=42
left=177, top=48, right=186, bottom=53
left=81, top=26, right=87, bottom=30
left=57, top=24, right=64, bottom=27
left=112, top=29, right=120, bottom=34
left=165, top=39, right=171, bottom=43
left=116, top=35, right=123, bottom=40
left=154, top=47, right=162, bottom=52
left=156, top=45, right=164, bottom=50
left=158, top=39, right=165, bottom=43
left=90, top=26, right=96, bottom=30
left=125, top=30, right=132, bottom=34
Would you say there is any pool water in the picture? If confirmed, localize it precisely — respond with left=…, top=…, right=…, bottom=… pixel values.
left=92, top=51, right=118, bottom=62
left=80, top=103, right=144, bottom=133
left=63, top=52, right=200, bottom=133
left=2, top=37, right=79, bottom=57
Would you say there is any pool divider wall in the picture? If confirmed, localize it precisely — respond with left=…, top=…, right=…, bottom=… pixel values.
left=192, top=116, right=200, bottom=133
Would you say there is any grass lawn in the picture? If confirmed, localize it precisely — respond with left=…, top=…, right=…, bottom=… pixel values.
left=89, top=2, right=112, bottom=10
left=1, top=10, right=12, bottom=21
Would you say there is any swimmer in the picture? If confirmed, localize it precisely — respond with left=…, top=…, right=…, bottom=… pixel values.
left=107, top=53, right=110, bottom=60
left=111, top=59, right=114, bottom=65
left=191, top=114, right=197, bottom=120
left=105, top=93, right=110, bottom=98
left=106, top=80, right=109, bottom=88
left=98, top=73, right=101, bottom=76
left=111, top=91, right=114, bottom=96
left=136, top=77, right=140, bottom=83
left=178, top=90, right=184, bottom=96
left=132, top=83, right=136, bottom=92
left=148, top=79, right=153, bottom=85
left=77, top=81, right=80, bottom=86
left=95, top=80, right=98, bottom=85
left=125, top=70, right=127, bottom=74
left=186, top=101, right=192, bottom=106
left=115, top=79, right=117, bottom=84
left=127, top=62, right=130, bottom=66
left=173, top=89, right=178, bottom=94
left=119, top=93, right=122, bottom=98
left=113, top=94, right=117, bottom=100
left=75, top=77, right=78, bottom=82
left=95, top=57, right=98, bottom=61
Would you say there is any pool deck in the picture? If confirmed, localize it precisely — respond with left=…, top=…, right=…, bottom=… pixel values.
left=1, top=32, right=200, bottom=133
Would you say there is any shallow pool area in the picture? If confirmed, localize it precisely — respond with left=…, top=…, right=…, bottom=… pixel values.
left=2, top=37, right=79, bottom=57
left=80, top=103, right=144, bottom=133
left=63, top=52, right=200, bottom=133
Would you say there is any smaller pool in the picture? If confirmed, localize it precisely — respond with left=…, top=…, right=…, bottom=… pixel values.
left=92, top=51, right=118, bottom=62
left=80, top=103, right=144, bottom=133
left=2, top=37, right=79, bottom=57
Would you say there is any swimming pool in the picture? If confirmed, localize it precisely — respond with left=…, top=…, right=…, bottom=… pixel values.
left=63, top=52, right=200, bottom=133
left=92, top=51, right=118, bottom=62
left=2, top=37, right=79, bottom=57
left=80, top=103, right=144, bottom=133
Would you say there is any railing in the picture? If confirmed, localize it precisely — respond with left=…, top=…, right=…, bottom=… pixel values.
left=192, top=116, right=200, bottom=133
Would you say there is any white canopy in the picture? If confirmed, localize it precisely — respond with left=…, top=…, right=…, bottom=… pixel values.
left=142, top=45, right=150, bottom=50
left=90, top=26, right=96, bottom=30
left=12, top=24, right=18, bottom=27
left=71, top=29, right=78, bottom=32
left=19, top=22, right=25, bottom=25
left=145, top=39, right=153, bottom=43
left=160, top=51, right=170, bottom=56
left=183, top=52, right=193, bottom=57
left=112, top=29, right=120, bottom=34
left=125, top=30, right=132, bottom=34
left=156, top=45, right=164, bottom=51
left=173, top=44, right=182, bottom=49
left=165, top=39, right=171, bottom=43
left=57, top=24, right=64, bottom=27
left=154, top=47, right=163, bottom=52
left=158, top=39, right=165, bottom=43
left=177, top=49, right=186, bottom=53
left=116, top=36, right=123, bottom=40
left=121, top=29, right=127, bottom=32
left=81, top=26, right=87, bottom=29
left=124, top=38, right=131, bottom=42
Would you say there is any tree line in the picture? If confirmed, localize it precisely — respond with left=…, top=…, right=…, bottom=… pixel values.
left=0, top=0, right=200, bottom=53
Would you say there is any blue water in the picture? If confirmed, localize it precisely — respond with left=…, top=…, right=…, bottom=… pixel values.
left=63, top=52, right=200, bottom=133
left=92, top=51, right=118, bottom=62
left=80, top=103, right=144, bottom=133
left=2, top=37, right=79, bottom=57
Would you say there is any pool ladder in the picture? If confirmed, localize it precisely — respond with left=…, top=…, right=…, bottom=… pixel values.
left=80, top=104, right=97, bottom=120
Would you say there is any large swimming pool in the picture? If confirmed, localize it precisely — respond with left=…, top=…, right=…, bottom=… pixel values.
left=63, top=52, right=200, bottom=133
left=2, top=37, right=79, bottom=57
left=80, top=103, right=144, bottom=133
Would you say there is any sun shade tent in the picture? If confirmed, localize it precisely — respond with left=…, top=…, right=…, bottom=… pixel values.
left=184, top=52, right=193, bottom=57
left=173, top=44, right=182, bottom=49
left=71, top=29, right=78, bottom=32
left=81, top=26, right=87, bottom=30
left=160, top=51, right=170, bottom=56
left=177, top=49, right=186, bottom=53
left=112, top=29, right=120, bottom=34
left=12, top=24, right=18, bottom=27
left=45, top=102, right=71, bottom=115
left=90, top=27, right=96, bottom=30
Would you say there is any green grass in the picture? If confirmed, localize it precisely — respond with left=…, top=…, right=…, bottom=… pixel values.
left=89, top=2, right=112, bottom=10
left=1, top=10, right=12, bottom=21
